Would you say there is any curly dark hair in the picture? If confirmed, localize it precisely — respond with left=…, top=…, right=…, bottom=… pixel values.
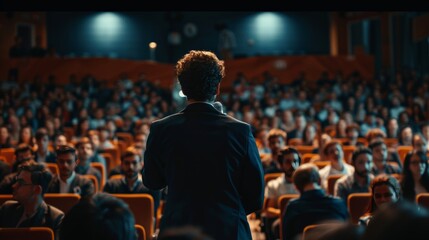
left=176, top=50, right=225, bottom=101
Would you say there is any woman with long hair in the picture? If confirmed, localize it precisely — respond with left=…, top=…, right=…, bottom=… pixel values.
left=359, top=174, right=401, bottom=226
left=400, top=151, right=429, bottom=201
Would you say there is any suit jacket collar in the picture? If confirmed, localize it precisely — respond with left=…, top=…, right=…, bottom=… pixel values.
left=18, top=201, right=49, bottom=227
left=181, top=102, right=219, bottom=114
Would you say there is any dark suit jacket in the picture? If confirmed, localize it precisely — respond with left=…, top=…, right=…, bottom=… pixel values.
left=143, top=102, right=264, bottom=240
left=0, top=200, right=64, bottom=238
left=281, top=189, right=349, bottom=240
left=47, top=173, right=95, bottom=199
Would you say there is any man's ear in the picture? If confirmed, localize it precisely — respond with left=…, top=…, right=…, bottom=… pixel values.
left=33, top=185, right=43, bottom=195
left=216, top=83, right=220, bottom=96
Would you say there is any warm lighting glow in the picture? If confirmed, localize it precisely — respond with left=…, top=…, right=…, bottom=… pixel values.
left=149, top=42, right=157, bottom=49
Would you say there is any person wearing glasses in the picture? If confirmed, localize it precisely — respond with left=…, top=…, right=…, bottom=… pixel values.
left=0, top=162, right=64, bottom=238
left=400, top=151, right=429, bottom=201
left=0, top=143, right=37, bottom=194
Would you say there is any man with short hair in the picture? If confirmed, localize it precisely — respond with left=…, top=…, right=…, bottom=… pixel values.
left=369, top=140, right=401, bottom=175
left=47, top=145, right=95, bottom=200
left=264, top=147, right=301, bottom=240
left=282, top=163, right=349, bottom=240
left=0, top=143, right=36, bottom=194
left=334, top=147, right=374, bottom=202
left=318, top=140, right=354, bottom=190
left=0, top=162, right=64, bottom=238
left=264, top=128, right=287, bottom=174
left=75, top=137, right=103, bottom=185
left=103, top=147, right=160, bottom=215
left=34, top=128, right=56, bottom=163
left=143, top=50, right=264, bottom=240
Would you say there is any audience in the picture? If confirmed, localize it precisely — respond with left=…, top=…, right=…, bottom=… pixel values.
left=0, top=62, right=428, bottom=238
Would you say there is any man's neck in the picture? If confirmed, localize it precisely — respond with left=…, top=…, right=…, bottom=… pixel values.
left=23, top=197, right=43, bottom=217
left=302, top=183, right=321, bottom=192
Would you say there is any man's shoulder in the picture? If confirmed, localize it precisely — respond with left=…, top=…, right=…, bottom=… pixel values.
left=0, top=200, right=19, bottom=209
left=46, top=203, right=65, bottom=217
left=149, top=112, right=183, bottom=127
left=152, top=111, right=250, bottom=128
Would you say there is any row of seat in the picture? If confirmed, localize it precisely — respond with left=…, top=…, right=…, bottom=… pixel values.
left=0, top=225, right=146, bottom=240
left=0, top=193, right=154, bottom=240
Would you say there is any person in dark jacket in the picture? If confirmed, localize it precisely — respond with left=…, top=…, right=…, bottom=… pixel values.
left=103, top=147, right=160, bottom=215
left=282, top=163, right=350, bottom=240
left=0, top=162, right=64, bottom=239
left=143, top=50, right=264, bottom=240
left=47, top=145, right=95, bottom=200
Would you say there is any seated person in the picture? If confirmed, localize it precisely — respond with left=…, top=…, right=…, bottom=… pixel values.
left=60, top=192, right=136, bottom=240
left=75, top=138, right=103, bottom=185
left=103, top=147, right=161, bottom=215
left=0, top=143, right=35, bottom=193
left=47, top=145, right=95, bottom=200
left=282, top=163, right=350, bottom=240
left=0, top=162, right=64, bottom=238
left=366, top=128, right=402, bottom=170
left=368, top=140, right=401, bottom=175
left=263, top=147, right=301, bottom=240
left=400, top=151, right=429, bottom=202
left=264, top=128, right=287, bottom=174
left=362, top=200, right=429, bottom=240
left=334, top=147, right=374, bottom=202
left=359, top=174, right=401, bottom=226
left=318, top=140, right=354, bottom=190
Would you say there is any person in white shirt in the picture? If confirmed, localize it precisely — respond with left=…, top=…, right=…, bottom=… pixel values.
left=319, top=140, right=354, bottom=191
left=263, top=147, right=301, bottom=240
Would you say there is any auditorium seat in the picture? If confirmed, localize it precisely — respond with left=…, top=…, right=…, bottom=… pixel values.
left=0, top=227, right=54, bottom=240
left=111, top=193, right=154, bottom=240
left=135, top=224, right=146, bottom=240
left=44, top=193, right=81, bottom=214
left=416, top=193, right=429, bottom=210
left=278, top=194, right=300, bottom=240
left=0, top=148, right=15, bottom=166
left=90, top=162, right=106, bottom=190
left=347, top=193, right=371, bottom=224
left=327, top=174, right=344, bottom=195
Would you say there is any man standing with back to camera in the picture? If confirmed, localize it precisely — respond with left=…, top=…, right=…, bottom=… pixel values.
left=143, top=50, right=264, bottom=240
